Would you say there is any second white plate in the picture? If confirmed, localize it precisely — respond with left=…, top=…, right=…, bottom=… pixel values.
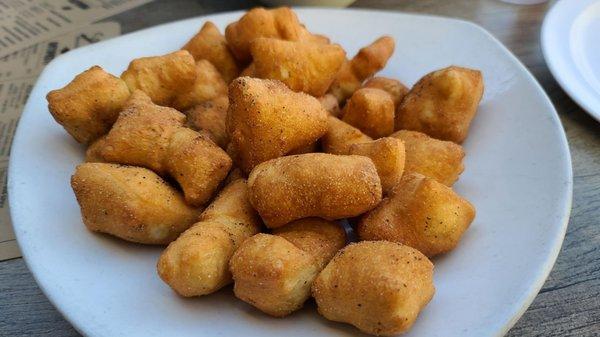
left=542, top=0, right=600, bottom=122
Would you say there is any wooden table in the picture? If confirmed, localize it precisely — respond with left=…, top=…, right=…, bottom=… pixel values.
left=1, top=0, right=598, bottom=336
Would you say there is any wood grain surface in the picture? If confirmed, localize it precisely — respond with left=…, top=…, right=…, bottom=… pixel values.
left=1, top=0, right=598, bottom=336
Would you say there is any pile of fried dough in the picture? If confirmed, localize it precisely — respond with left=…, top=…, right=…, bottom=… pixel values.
left=47, top=7, right=483, bottom=336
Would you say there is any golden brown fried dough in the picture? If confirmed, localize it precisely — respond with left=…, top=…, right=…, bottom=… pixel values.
left=71, top=163, right=200, bottom=244
left=248, top=153, right=382, bottom=228
left=231, top=218, right=345, bottom=317
left=166, top=128, right=232, bottom=206
left=328, top=61, right=361, bottom=104
left=318, top=94, right=341, bottom=117
left=363, top=76, right=408, bottom=108
left=157, top=179, right=262, bottom=297
left=391, top=130, right=464, bottom=186
left=227, top=77, right=328, bottom=173
left=186, top=96, right=229, bottom=148
left=120, top=50, right=196, bottom=107
left=351, top=36, right=395, bottom=81
left=349, top=137, right=405, bottom=195
left=395, top=66, right=484, bottom=143
left=231, top=233, right=318, bottom=316
left=85, top=135, right=107, bottom=162
left=321, top=116, right=372, bottom=155
left=272, top=218, right=346, bottom=269
left=102, top=91, right=185, bottom=174
left=250, top=37, right=346, bottom=97
left=357, top=173, right=475, bottom=257
left=47, top=66, right=130, bottom=144
left=312, top=241, right=435, bottom=336
left=329, top=36, right=396, bottom=103
left=182, top=21, right=240, bottom=83
left=342, top=88, right=395, bottom=138
left=240, top=62, right=255, bottom=77
left=172, top=59, right=228, bottom=111
left=225, top=7, right=306, bottom=63
left=101, top=91, right=232, bottom=206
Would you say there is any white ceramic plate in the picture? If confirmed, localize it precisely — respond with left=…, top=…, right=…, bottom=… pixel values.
left=9, top=8, right=572, bottom=337
left=542, top=0, right=600, bottom=122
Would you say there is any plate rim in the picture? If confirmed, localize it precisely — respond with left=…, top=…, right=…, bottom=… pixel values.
left=8, top=7, right=573, bottom=337
left=541, top=0, right=600, bottom=122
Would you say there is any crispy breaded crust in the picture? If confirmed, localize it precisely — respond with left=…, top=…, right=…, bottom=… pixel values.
left=71, top=163, right=200, bottom=244
left=329, top=36, right=395, bottom=103
left=121, top=50, right=196, bottom=107
left=321, top=116, right=372, bottom=155
left=101, top=91, right=231, bottom=206
left=225, top=7, right=306, bottom=63
left=172, top=59, right=228, bottom=111
left=390, top=130, right=465, bottom=186
left=227, top=77, right=328, bottom=173
left=342, top=88, right=395, bottom=138
left=312, top=241, right=434, bottom=336
left=272, top=218, right=346, bottom=269
left=251, top=37, right=345, bottom=97
left=349, top=137, right=405, bottom=195
left=157, top=179, right=262, bottom=297
left=395, top=66, right=484, bottom=143
left=47, top=66, right=130, bottom=144
left=363, top=76, right=408, bottom=108
left=186, top=96, right=229, bottom=148
left=230, top=233, right=318, bottom=316
left=357, top=173, right=475, bottom=257
left=247, top=153, right=382, bottom=228
left=182, top=21, right=240, bottom=83
left=230, top=218, right=345, bottom=316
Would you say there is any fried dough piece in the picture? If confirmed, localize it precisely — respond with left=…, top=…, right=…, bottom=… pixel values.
left=329, top=36, right=395, bottom=103
left=101, top=91, right=232, bottom=206
left=230, top=218, right=345, bottom=317
left=248, top=153, right=382, bottom=228
left=182, top=21, right=240, bottom=83
left=250, top=37, right=346, bottom=96
left=273, top=218, right=346, bottom=269
left=85, top=135, right=107, bottom=162
left=224, top=167, right=245, bottom=185
left=120, top=50, right=196, bottom=107
left=391, top=130, right=465, bottom=186
left=318, top=94, right=341, bottom=117
left=312, top=241, right=435, bottom=336
left=157, top=179, right=262, bottom=297
left=227, top=77, right=328, bottom=173
left=172, top=59, right=228, bottom=111
left=167, top=128, right=232, bottom=205
left=47, top=66, right=130, bottom=144
left=349, top=137, right=405, bottom=195
left=342, top=88, right=395, bottom=138
left=395, top=66, right=484, bottom=143
left=351, top=36, right=396, bottom=81
left=71, top=163, right=200, bottom=244
left=363, top=76, right=408, bottom=108
left=186, top=96, right=229, bottom=148
left=240, top=62, right=255, bottom=77
left=321, top=116, right=372, bottom=155
left=225, top=7, right=307, bottom=63
left=357, top=173, right=475, bottom=257
left=102, top=91, right=185, bottom=174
